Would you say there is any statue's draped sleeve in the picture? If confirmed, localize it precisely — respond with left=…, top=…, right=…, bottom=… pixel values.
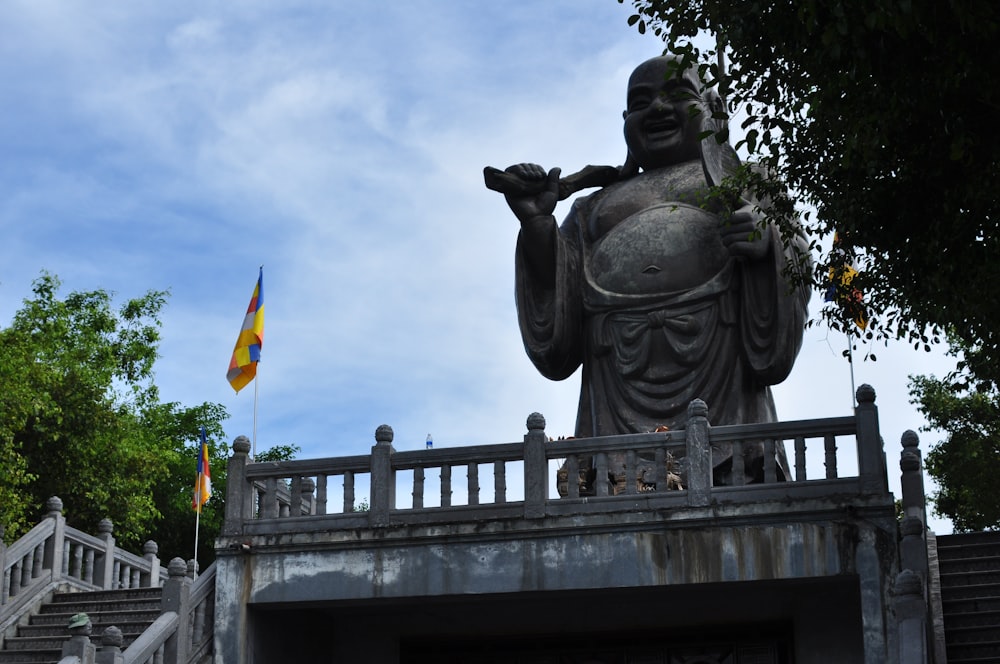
left=738, top=227, right=811, bottom=385
left=514, top=206, right=585, bottom=381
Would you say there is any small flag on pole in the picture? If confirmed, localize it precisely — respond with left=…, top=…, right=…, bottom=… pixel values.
left=192, top=427, right=212, bottom=511
left=227, top=267, right=265, bottom=392
left=824, top=233, right=867, bottom=330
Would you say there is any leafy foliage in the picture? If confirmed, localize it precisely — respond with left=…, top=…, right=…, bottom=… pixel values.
left=0, top=273, right=228, bottom=557
left=621, top=1, right=1000, bottom=375
left=912, top=377, right=1000, bottom=531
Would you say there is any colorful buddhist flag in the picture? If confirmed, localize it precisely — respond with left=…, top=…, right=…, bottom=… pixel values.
left=192, top=427, right=212, bottom=511
left=227, top=267, right=265, bottom=392
left=825, top=233, right=867, bottom=330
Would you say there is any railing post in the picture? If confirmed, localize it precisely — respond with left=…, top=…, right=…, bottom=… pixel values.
left=0, top=524, right=6, bottom=596
left=61, top=613, right=96, bottom=664
left=685, top=399, right=711, bottom=507
left=93, top=518, right=115, bottom=589
left=223, top=436, right=253, bottom=536
left=95, top=626, right=124, bottom=664
left=899, top=430, right=927, bottom=528
left=143, top=541, right=160, bottom=588
left=41, top=496, right=65, bottom=583
left=161, top=557, right=191, bottom=664
left=855, top=384, right=888, bottom=494
left=523, top=412, right=548, bottom=519
left=370, top=424, right=396, bottom=527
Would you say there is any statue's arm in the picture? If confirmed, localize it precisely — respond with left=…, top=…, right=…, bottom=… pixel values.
left=503, top=164, right=561, bottom=286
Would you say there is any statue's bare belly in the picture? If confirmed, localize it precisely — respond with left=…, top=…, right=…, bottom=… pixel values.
left=589, top=202, right=729, bottom=294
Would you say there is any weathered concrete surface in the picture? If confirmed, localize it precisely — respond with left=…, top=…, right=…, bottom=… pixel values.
left=214, top=496, right=896, bottom=663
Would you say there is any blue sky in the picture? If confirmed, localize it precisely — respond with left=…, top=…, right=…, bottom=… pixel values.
left=0, top=2, right=954, bottom=531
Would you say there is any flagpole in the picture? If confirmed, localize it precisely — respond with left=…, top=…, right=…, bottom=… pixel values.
left=253, top=371, right=259, bottom=459
left=848, top=338, right=858, bottom=410
left=193, top=489, right=201, bottom=579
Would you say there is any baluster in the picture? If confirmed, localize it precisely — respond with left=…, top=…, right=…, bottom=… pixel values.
left=112, top=561, right=121, bottom=588
left=468, top=462, right=480, bottom=505
left=131, top=567, right=141, bottom=588
left=32, top=543, right=44, bottom=579
left=279, top=502, right=290, bottom=518
left=441, top=465, right=452, bottom=508
left=83, top=549, right=95, bottom=584
left=62, top=540, right=71, bottom=575
left=3, top=565, right=11, bottom=601
left=763, top=439, right=777, bottom=483
left=316, top=474, right=328, bottom=515
left=824, top=433, right=838, bottom=479
left=794, top=436, right=807, bottom=481
left=18, top=554, right=31, bottom=588
left=654, top=448, right=666, bottom=492
left=494, top=461, right=507, bottom=503
left=192, top=601, right=206, bottom=644
left=154, top=642, right=164, bottom=664
left=290, top=476, right=303, bottom=516
left=264, top=477, right=279, bottom=518
left=595, top=452, right=609, bottom=497
left=21, top=552, right=33, bottom=586
left=343, top=471, right=356, bottom=513
left=731, top=440, right=746, bottom=486
left=10, top=560, right=21, bottom=596
left=413, top=467, right=425, bottom=508
left=624, top=450, right=638, bottom=495
left=71, top=544, right=83, bottom=579
left=301, top=477, right=315, bottom=515
left=566, top=456, right=580, bottom=499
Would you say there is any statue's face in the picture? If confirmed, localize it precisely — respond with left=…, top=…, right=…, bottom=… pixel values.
left=623, top=57, right=704, bottom=170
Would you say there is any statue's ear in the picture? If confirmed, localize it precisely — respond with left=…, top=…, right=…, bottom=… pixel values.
left=619, top=153, right=640, bottom=180
left=699, top=89, right=740, bottom=188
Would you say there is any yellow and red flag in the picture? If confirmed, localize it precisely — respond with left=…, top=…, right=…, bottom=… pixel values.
left=226, top=267, right=265, bottom=392
left=192, top=427, right=212, bottom=512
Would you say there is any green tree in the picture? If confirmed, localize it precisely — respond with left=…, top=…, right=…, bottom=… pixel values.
left=0, top=273, right=228, bottom=555
left=911, top=338, right=1000, bottom=531
left=621, top=1, right=1000, bottom=370
left=623, top=0, right=1000, bottom=531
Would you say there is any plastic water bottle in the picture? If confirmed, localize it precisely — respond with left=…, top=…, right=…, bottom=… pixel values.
left=426, top=433, right=433, bottom=449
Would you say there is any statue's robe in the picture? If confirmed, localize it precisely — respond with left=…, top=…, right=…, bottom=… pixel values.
left=515, top=160, right=810, bottom=483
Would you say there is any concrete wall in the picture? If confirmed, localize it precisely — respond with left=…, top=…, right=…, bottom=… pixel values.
left=214, top=499, right=897, bottom=663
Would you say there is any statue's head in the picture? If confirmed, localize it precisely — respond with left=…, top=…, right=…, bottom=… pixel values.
left=623, top=55, right=720, bottom=172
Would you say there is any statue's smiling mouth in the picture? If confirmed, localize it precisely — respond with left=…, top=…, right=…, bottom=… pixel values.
left=645, top=117, right=679, bottom=137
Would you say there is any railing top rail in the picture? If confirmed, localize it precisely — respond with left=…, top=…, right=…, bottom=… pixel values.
left=121, top=611, right=179, bottom=664
left=4, top=518, right=55, bottom=563
left=62, top=525, right=107, bottom=551
left=708, top=415, right=858, bottom=441
left=546, top=430, right=685, bottom=456
left=245, top=454, right=371, bottom=478
left=392, top=442, right=525, bottom=467
left=189, top=561, right=217, bottom=606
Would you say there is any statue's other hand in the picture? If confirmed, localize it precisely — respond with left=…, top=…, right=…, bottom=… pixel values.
left=721, top=206, right=772, bottom=261
left=503, top=164, right=561, bottom=224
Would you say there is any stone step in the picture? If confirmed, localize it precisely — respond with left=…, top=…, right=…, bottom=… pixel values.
left=943, top=583, right=1000, bottom=601
left=0, top=648, right=61, bottom=664
left=938, top=533, right=1000, bottom=558
left=940, top=569, right=1000, bottom=588
left=940, top=555, right=1000, bottom=574
left=944, top=595, right=1000, bottom=614
left=29, top=609, right=160, bottom=627
left=945, top=609, right=1000, bottom=631
left=946, top=640, right=1000, bottom=662
left=38, top=597, right=160, bottom=615
left=50, top=588, right=161, bottom=603
left=17, top=612, right=160, bottom=636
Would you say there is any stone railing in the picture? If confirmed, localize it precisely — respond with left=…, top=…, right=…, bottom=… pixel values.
left=122, top=558, right=216, bottom=664
left=0, top=497, right=167, bottom=634
left=223, top=385, right=890, bottom=535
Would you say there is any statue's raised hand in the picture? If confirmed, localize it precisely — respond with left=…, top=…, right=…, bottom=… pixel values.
left=721, top=204, right=772, bottom=262
left=502, top=164, right=561, bottom=225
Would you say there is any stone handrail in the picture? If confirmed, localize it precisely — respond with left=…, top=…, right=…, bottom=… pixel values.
left=223, top=385, right=889, bottom=535
left=120, top=612, right=179, bottom=664
left=0, top=497, right=166, bottom=637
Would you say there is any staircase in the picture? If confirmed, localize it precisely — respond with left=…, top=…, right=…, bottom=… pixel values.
left=938, top=531, right=1000, bottom=663
left=0, top=588, right=161, bottom=664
